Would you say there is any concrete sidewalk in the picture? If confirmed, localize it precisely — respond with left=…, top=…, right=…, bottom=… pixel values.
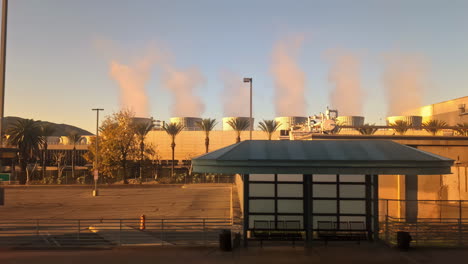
left=2, top=243, right=466, bottom=264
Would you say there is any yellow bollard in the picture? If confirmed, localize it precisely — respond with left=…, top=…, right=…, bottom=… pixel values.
left=140, top=214, right=146, bottom=230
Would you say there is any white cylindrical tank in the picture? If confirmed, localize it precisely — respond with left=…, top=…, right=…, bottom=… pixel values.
left=169, top=117, right=203, bottom=131
left=274, top=116, right=308, bottom=130
left=386, top=116, right=423, bottom=127
left=222, top=117, right=254, bottom=131
left=336, top=116, right=365, bottom=127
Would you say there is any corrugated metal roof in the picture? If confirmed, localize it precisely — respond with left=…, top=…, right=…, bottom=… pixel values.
left=192, top=140, right=453, bottom=175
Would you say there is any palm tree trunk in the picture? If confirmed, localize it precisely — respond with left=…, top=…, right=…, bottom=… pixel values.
left=42, top=144, right=47, bottom=180
left=71, top=146, right=76, bottom=179
left=236, top=135, right=240, bottom=143
left=205, top=136, right=209, bottom=153
left=171, top=141, right=175, bottom=178
left=140, top=141, right=144, bottom=183
left=19, top=160, right=27, bottom=185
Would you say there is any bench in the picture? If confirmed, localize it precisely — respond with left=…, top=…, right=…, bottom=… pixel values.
left=317, top=221, right=367, bottom=244
left=251, top=220, right=304, bottom=246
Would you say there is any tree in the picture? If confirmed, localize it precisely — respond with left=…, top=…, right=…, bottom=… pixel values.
left=422, top=120, right=448, bottom=136
left=390, top=120, right=412, bottom=135
left=66, top=131, right=82, bottom=179
left=227, top=118, right=250, bottom=143
left=6, top=119, right=44, bottom=184
left=258, top=119, right=281, bottom=140
left=134, top=121, right=155, bottom=182
left=39, top=123, right=55, bottom=180
left=83, top=110, right=138, bottom=184
left=53, top=152, right=66, bottom=184
left=355, top=123, right=379, bottom=135
left=196, top=118, right=218, bottom=153
left=454, top=123, right=468, bottom=136
left=163, top=122, right=184, bottom=178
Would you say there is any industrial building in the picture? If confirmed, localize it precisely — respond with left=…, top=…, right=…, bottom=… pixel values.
left=402, top=96, right=467, bottom=125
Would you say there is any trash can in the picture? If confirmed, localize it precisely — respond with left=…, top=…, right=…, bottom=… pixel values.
left=396, top=231, right=412, bottom=251
left=219, top=229, right=232, bottom=251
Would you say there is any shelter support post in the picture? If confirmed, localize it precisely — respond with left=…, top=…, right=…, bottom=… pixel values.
left=372, top=174, right=379, bottom=241
left=304, top=174, right=312, bottom=246
left=405, top=174, right=418, bottom=223
left=243, top=174, right=249, bottom=247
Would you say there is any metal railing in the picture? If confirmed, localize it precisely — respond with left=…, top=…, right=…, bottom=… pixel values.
left=0, top=218, right=236, bottom=248
left=381, top=216, right=468, bottom=247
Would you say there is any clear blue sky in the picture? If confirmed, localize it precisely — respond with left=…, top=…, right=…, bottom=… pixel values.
left=4, top=0, right=468, bottom=132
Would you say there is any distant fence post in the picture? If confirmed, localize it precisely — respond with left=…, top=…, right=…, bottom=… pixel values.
left=385, top=215, right=389, bottom=243
left=203, top=218, right=206, bottom=246
left=77, top=220, right=80, bottom=242
left=36, top=219, right=39, bottom=237
left=119, top=219, right=122, bottom=246
left=459, top=200, right=463, bottom=246
left=161, top=219, right=164, bottom=246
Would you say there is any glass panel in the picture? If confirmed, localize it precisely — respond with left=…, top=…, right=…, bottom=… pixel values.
left=249, top=199, right=275, bottom=213
left=250, top=174, right=274, bottom=182
left=313, top=200, right=337, bottom=214
left=249, top=183, right=275, bottom=197
left=313, top=216, right=337, bottom=229
left=339, top=174, right=365, bottom=182
left=340, top=200, right=366, bottom=214
left=277, top=215, right=304, bottom=229
left=278, top=184, right=303, bottom=197
left=313, top=184, right=337, bottom=197
left=313, top=174, right=336, bottom=182
left=249, top=215, right=274, bottom=229
left=278, top=200, right=303, bottom=213
left=339, top=216, right=366, bottom=230
left=340, top=185, right=365, bottom=198
left=277, top=174, right=303, bottom=182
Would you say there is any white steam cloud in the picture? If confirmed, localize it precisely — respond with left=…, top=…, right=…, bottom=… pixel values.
left=220, top=71, right=249, bottom=117
left=270, top=35, right=307, bottom=116
left=327, top=51, right=364, bottom=116
left=383, top=54, right=425, bottom=116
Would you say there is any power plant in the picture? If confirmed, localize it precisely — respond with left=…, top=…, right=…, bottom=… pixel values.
left=386, top=116, right=423, bottom=127
left=169, top=117, right=202, bottom=131
left=274, top=116, right=308, bottom=130
left=222, top=117, right=254, bottom=131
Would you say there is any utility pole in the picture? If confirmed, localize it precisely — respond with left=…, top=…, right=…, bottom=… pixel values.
left=92, top=108, right=103, bottom=196
left=0, top=0, right=8, bottom=146
left=243, top=77, right=253, bottom=140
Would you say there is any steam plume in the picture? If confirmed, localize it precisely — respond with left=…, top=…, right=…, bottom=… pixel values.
left=383, top=54, right=425, bottom=115
left=220, top=71, right=249, bottom=116
left=327, top=52, right=364, bottom=115
left=109, top=54, right=156, bottom=117
left=270, top=35, right=307, bottom=116
left=162, top=66, right=206, bottom=117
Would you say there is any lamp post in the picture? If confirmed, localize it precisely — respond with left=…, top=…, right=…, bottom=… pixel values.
left=0, top=0, right=8, bottom=147
left=92, top=108, right=103, bottom=196
left=243, top=77, right=253, bottom=140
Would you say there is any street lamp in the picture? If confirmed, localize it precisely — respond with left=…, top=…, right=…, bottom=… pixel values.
left=243, top=77, right=253, bottom=140
left=92, top=108, right=103, bottom=196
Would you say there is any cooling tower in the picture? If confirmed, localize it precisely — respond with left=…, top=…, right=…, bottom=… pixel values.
left=222, top=117, right=254, bottom=131
left=336, top=116, right=365, bottom=127
left=169, top=117, right=203, bottom=131
left=274, top=116, right=308, bottom=130
left=131, top=117, right=153, bottom=127
left=386, top=116, right=423, bottom=127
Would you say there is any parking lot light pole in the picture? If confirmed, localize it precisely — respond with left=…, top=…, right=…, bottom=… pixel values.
left=243, top=77, right=253, bottom=140
left=92, top=108, right=103, bottom=197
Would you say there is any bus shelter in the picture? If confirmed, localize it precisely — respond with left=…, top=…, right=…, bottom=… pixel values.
left=192, top=140, right=453, bottom=246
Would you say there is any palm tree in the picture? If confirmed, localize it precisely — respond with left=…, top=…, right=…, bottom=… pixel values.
left=134, top=121, right=155, bottom=182
left=227, top=118, right=250, bottom=143
left=422, top=120, right=448, bottom=136
left=390, top=120, right=412, bottom=135
left=66, top=131, right=82, bottom=179
left=258, top=119, right=281, bottom=140
left=196, top=118, right=218, bottom=153
left=454, top=122, right=468, bottom=136
left=7, top=119, right=44, bottom=184
left=355, top=123, right=379, bottom=135
left=39, top=123, right=55, bottom=180
left=163, top=122, right=185, bottom=178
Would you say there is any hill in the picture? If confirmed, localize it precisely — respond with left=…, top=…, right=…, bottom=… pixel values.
left=3, top=116, right=93, bottom=136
